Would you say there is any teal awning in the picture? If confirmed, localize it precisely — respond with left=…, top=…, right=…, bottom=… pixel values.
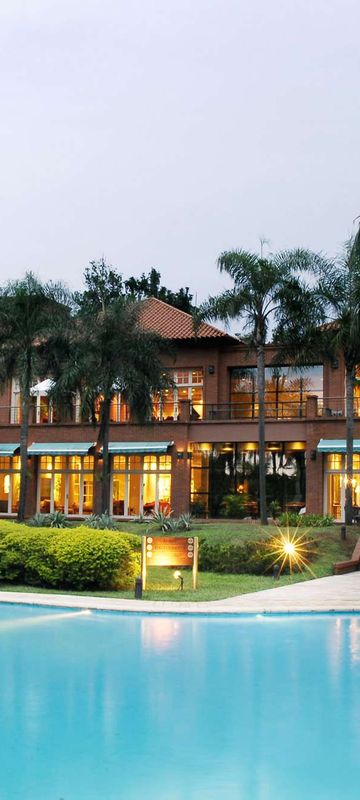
left=28, top=442, right=95, bottom=456
left=317, top=439, right=360, bottom=453
left=107, top=441, right=173, bottom=455
left=0, top=443, right=19, bottom=457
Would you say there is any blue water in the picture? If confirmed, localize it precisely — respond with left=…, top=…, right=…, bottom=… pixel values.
left=0, top=607, right=359, bottom=799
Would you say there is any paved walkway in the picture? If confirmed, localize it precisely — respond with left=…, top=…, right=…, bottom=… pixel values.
left=0, top=571, right=359, bottom=614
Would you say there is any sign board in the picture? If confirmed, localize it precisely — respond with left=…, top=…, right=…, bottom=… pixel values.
left=141, top=535, right=199, bottom=590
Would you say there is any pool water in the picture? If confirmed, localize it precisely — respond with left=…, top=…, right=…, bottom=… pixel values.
left=0, top=606, right=359, bottom=799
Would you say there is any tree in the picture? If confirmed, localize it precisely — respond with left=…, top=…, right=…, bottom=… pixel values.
left=200, top=248, right=324, bottom=524
left=75, top=260, right=194, bottom=313
left=0, top=274, right=70, bottom=520
left=73, top=258, right=124, bottom=313
left=125, top=268, right=194, bottom=313
left=55, top=276, right=171, bottom=513
left=276, top=224, right=360, bottom=525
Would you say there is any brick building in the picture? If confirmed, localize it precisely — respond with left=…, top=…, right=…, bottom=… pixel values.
left=0, top=297, right=357, bottom=522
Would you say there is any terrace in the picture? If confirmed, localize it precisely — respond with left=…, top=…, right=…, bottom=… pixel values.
left=2, top=393, right=358, bottom=425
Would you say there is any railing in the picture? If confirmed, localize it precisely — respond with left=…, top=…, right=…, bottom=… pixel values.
left=1, top=404, right=130, bottom=425
left=3, top=397, right=360, bottom=424
left=202, top=401, right=307, bottom=421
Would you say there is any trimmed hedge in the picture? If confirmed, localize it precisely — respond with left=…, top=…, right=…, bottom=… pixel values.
left=278, top=512, right=334, bottom=528
left=0, top=525, right=140, bottom=591
left=199, top=538, right=273, bottom=574
left=199, top=536, right=317, bottom=575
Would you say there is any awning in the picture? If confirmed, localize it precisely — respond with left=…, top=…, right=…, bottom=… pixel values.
left=107, top=441, right=174, bottom=455
left=30, top=379, right=55, bottom=396
left=0, top=443, right=20, bottom=457
left=28, top=442, right=95, bottom=456
left=317, top=439, right=360, bottom=453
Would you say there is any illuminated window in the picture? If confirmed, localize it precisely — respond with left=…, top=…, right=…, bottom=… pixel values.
left=38, top=456, right=94, bottom=516
left=0, top=457, right=21, bottom=514
left=155, top=368, right=204, bottom=420
left=230, top=365, right=323, bottom=419
left=113, top=455, right=126, bottom=471
left=327, top=454, right=343, bottom=470
left=111, top=454, right=172, bottom=517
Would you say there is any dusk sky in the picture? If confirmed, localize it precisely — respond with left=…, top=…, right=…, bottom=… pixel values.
left=0, top=0, right=359, bottom=301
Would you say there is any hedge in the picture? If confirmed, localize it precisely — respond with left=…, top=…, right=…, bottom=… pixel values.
left=0, top=525, right=140, bottom=591
left=199, top=536, right=317, bottom=575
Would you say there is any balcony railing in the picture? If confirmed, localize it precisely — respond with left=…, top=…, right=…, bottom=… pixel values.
left=201, top=401, right=308, bottom=420
left=2, top=396, right=360, bottom=424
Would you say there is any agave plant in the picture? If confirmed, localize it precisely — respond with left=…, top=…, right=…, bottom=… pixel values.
left=148, top=509, right=173, bottom=531
left=48, top=511, right=70, bottom=528
left=178, top=513, right=193, bottom=531
left=27, top=512, right=49, bottom=527
left=84, top=512, right=119, bottom=530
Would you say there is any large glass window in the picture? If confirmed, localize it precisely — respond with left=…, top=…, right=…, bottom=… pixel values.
left=111, top=454, right=172, bottom=517
left=190, top=442, right=306, bottom=517
left=0, top=457, right=21, bottom=514
left=152, top=369, right=204, bottom=421
left=38, top=456, right=94, bottom=516
left=230, top=365, right=323, bottom=419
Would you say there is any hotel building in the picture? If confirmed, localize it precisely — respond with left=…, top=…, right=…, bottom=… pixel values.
left=0, top=297, right=358, bottom=522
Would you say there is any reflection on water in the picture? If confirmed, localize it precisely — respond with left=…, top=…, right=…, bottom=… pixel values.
left=349, top=617, right=360, bottom=662
left=0, top=608, right=91, bottom=632
left=141, top=616, right=181, bottom=651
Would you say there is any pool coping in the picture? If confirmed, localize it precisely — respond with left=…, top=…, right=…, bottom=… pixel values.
left=0, top=571, right=359, bottom=614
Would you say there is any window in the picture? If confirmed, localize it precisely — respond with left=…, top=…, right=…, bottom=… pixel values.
left=230, top=365, right=323, bottom=419
left=153, top=369, right=204, bottom=420
left=38, top=456, right=94, bottom=516
left=0, top=457, right=21, bottom=514
left=10, top=379, right=21, bottom=424
left=111, top=454, right=172, bottom=517
left=324, top=453, right=360, bottom=522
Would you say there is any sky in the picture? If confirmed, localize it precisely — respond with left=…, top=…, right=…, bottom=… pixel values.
left=0, top=0, right=359, bottom=302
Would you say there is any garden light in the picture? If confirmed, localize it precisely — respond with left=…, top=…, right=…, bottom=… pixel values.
left=268, top=530, right=315, bottom=576
left=174, top=570, right=184, bottom=591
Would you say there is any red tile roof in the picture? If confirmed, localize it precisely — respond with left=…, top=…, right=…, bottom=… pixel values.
left=139, top=297, right=234, bottom=341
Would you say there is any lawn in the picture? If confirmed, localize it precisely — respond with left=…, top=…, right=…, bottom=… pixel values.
left=0, top=520, right=357, bottom=602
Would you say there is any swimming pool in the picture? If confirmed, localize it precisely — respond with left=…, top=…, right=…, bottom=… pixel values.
left=0, top=605, right=359, bottom=799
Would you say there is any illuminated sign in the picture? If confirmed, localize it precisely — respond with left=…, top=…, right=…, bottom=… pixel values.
left=141, top=536, right=199, bottom=590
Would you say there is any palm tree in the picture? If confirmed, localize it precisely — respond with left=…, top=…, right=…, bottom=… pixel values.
left=276, top=224, right=360, bottom=525
left=0, top=274, right=70, bottom=520
left=53, top=294, right=171, bottom=514
left=200, top=248, right=324, bottom=524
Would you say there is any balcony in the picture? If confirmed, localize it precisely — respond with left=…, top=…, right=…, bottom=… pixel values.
left=2, top=395, right=360, bottom=426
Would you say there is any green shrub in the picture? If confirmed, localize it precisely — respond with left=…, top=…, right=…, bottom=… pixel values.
left=220, top=493, right=250, bottom=519
left=278, top=512, right=334, bottom=528
left=0, top=520, right=31, bottom=538
left=268, top=500, right=281, bottom=520
left=199, top=538, right=273, bottom=574
left=190, top=499, right=207, bottom=518
left=199, top=535, right=317, bottom=575
left=0, top=527, right=140, bottom=590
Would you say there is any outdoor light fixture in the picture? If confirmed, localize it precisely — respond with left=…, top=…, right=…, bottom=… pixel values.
left=177, top=451, right=184, bottom=460
left=174, top=570, right=184, bottom=591
left=268, top=531, right=314, bottom=576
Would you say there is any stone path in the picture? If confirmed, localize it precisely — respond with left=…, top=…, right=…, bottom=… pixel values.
left=0, top=571, right=359, bottom=614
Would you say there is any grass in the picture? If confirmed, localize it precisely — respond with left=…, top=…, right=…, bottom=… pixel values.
left=0, top=521, right=357, bottom=602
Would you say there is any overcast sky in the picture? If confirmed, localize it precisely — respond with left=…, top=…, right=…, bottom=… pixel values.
left=0, top=0, right=359, bottom=302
